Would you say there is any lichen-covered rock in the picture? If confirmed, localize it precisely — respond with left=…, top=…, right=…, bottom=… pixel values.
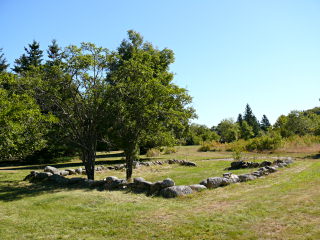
left=160, top=186, right=193, bottom=198
left=200, top=177, right=230, bottom=189
left=223, top=173, right=240, bottom=183
left=189, top=184, right=207, bottom=192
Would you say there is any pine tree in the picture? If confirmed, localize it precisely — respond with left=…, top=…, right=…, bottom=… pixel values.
left=13, top=40, right=43, bottom=73
left=243, top=104, right=260, bottom=136
left=260, top=114, right=271, bottom=132
left=236, top=113, right=243, bottom=126
left=0, top=48, right=9, bottom=72
left=47, top=39, right=62, bottom=65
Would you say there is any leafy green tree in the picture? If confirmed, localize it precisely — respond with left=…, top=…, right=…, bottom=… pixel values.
left=0, top=73, right=54, bottom=161
left=0, top=48, right=9, bottom=72
left=29, top=42, right=110, bottom=179
left=260, top=114, right=271, bottom=132
left=13, top=40, right=43, bottom=74
left=243, top=104, right=260, bottom=136
left=185, top=123, right=220, bottom=145
left=216, top=119, right=240, bottom=143
left=239, top=120, right=254, bottom=140
left=107, top=30, right=195, bottom=180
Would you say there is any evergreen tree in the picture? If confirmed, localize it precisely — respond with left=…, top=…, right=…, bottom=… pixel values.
left=0, top=48, right=9, bottom=72
left=47, top=39, right=62, bottom=66
left=243, top=104, right=260, bottom=136
left=236, top=113, right=243, bottom=126
left=13, top=40, right=43, bottom=73
left=260, top=114, right=271, bottom=132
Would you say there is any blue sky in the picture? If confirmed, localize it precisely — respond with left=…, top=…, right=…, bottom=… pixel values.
left=1, top=0, right=320, bottom=127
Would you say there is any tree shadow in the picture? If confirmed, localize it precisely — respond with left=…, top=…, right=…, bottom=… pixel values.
left=303, top=153, right=320, bottom=159
left=0, top=179, right=104, bottom=202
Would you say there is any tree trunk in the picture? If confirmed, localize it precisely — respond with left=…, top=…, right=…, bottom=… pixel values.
left=124, top=143, right=139, bottom=181
left=81, top=147, right=96, bottom=180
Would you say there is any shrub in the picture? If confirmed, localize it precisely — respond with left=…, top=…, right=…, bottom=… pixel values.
left=198, top=141, right=212, bottom=152
left=246, top=133, right=283, bottom=152
left=163, top=147, right=177, bottom=154
left=146, top=148, right=161, bottom=157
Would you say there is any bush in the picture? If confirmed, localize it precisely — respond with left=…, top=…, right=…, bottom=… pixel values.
left=198, top=141, right=212, bottom=152
left=146, top=148, right=161, bottom=157
left=246, top=134, right=283, bottom=152
left=163, top=147, right=177, bottom=154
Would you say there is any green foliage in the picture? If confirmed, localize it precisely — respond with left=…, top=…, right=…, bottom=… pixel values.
left=260, top=114, right=271, bottom=132
left=0, top=73, right=55, bottom=161
left=198, top=141, right=212, bottom=152
left=146, top=148, right=161, bottom=157
left=13, top=40, right=43, bottom=74
left=0, top=48, right=9, bottom=72
left=246, top=132, right=283, bottom=152
left=239, top=120, right=254, bottom=140
left=274, top=111, right=320, bottom=137
left=106, top=30, right=195, bottom=179
left=185, top=123, right=220, bottom=145
left=243, top=104, right=261, bottom=136
left=216, top=119, right=240, bottom=143
left=163, top=146, right=177, bottom=154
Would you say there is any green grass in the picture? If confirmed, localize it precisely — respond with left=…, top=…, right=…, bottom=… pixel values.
left=0, top=146, right=320, bottom=239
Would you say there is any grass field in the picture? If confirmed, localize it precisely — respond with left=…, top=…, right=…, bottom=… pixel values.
left=0, top=146, right=320, bottom=240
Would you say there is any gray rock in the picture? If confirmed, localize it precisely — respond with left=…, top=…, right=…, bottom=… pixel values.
left=238, top=174, right=257, bottom=182
left=260, top=161, right=272, bottom=167
left=189, top=184, right=207, bottom=192
left=75, top=168, right=83, bottom=174
left=266, top=166, right=277, bottom=173
left=68, top=177, right=86, bottom=184
left=160, top=186, right=193, bottom=198
left=48, top=174, right=69, bottom=184
left=202, top=177, right=230, bottom=189
left=65, top=169, right=76, bottom=175
left=105, top=176, right=127, bottom=190
left=44, top=166, right=60, bottom=174
left=59, top=170, right=69, bottom=176
left=161, top=178, right=175, bottom=188
left=132, top=177, right=152, bottom=192
left=149, top=181, right=163, bottom=195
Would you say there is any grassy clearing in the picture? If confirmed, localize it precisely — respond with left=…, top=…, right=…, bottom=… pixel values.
left=0, top=146, right=320, bottom=239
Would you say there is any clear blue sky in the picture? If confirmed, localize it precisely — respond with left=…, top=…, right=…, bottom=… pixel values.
left=1, top=0, right=320, bottom=127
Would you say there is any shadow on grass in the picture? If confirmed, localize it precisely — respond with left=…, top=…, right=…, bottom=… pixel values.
left=0, top=179, right=107, bottom=202
left=304, top=153, right=320, bottom=159
left=0, top=159, right=128, bottom=171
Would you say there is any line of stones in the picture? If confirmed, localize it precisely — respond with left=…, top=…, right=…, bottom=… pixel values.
left=23, top=158, right=293, bottom=198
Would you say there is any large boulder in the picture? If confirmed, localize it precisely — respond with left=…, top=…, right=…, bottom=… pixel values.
left=44, top=166, right=60, bottom=175
left=230, top=161, right=247, bottom=169
left=75, top=168, right=83, bottom=174
left=200, top=177, right=230, bottom=189
left=160, top=186, right=193, bottom=198
left=265, top=166, right=277, bottom=173
left=35, top=172, right=53, bottom=180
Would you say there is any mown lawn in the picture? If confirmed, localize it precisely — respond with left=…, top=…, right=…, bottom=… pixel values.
left=0, top=148, right=319, bottom=240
